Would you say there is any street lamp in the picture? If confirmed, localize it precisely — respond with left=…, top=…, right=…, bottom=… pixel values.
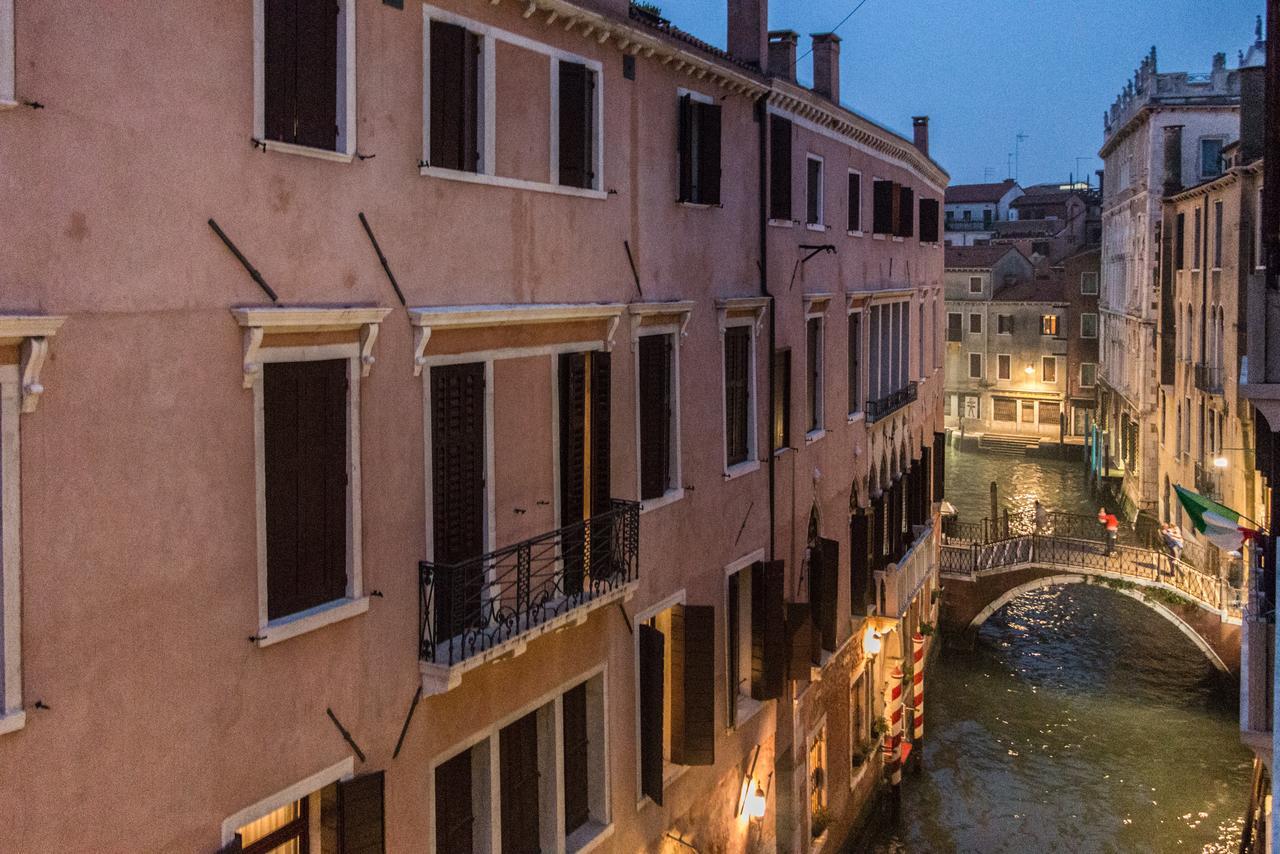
left=1212, top=447, right=1254, bottom=469
left=1024, top=365, right=1035, bottom=376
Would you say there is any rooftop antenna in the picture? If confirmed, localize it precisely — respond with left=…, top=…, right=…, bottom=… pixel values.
left=1006, top=152, right=1014, bottom=180
left=1075, top=157, right=1091, bottom=188
left=1014, top=131, right=1030, bottom=182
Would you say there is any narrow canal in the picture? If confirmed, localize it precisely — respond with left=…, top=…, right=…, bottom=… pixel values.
left=865, top=445, right=1252, bottom=853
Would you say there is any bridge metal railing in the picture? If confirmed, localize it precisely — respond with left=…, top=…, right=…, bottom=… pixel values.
left=941, top=534, right=1239, bottom=616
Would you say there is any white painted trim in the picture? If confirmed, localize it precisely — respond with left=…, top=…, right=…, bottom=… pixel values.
left=805, top=152, right=825, bottom=227
left=0, top=381, right=22, bottom=725
left=803, top=294, right=833, bottom=318
left=0, top=316, right=65, bottom=344
left=767, top=218, right=795, bottom=229
left=221, top=757, right=356, bottom=844
left=0, top=0, right=12, bottom=105
left=847, top=168, right=863, bottom=234
left=676, top=86, right=713, bottom=105
left=419, top=165, right=609, bottom=199
left=631, top=320, right=684, bottom=507
left=719, top=311, right=761, bottom=476
left=724, top=548, right=766, bottom=729
left=252, top=0, right=356, bottom=160
left=633, top=590, right=686, bottom=807
left=250, top=344, right=365, bottom=643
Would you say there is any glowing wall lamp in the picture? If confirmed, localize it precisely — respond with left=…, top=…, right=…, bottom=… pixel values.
left=863, top=627, right=883, bottom=656
left=1024, top=365, right=1035, bottom=376
left=744, top=782, right=767, bottom=820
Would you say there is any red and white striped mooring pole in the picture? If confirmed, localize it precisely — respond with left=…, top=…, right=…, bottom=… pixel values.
left=884, top=664, right=905, bottom=790
left=912, top=632, right=925, bottom=744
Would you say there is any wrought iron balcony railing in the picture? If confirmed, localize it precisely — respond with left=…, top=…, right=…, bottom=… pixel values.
left=1194, top=363, right=1224, bottom=394
left=866, top=382, right=918, bottom=424
left=419, top=500, right=640, bottom=667
left=945, top=219, right=997, bottom=232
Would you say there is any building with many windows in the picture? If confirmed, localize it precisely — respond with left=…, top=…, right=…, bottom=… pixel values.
left=943, top=179, right=1023, bottom=247
left=0, top=0, right=945, bottom=851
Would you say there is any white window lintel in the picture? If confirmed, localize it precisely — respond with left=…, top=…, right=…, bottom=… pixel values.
left=715, top=296, right=769, bottom=334
left=628, top=301, right=695, bottom=341
left=233, top=306, right=390, bottom=389
left=0, top=315, right=67, bottom=413
left=803, top=293, right=833, bottom=318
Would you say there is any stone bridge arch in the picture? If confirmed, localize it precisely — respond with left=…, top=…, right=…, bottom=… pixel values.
left=942, top=566, right=1240, bottom=675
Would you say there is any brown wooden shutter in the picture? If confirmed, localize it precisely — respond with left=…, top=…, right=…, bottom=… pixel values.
left=848, top=172, right=861, bottom=232
left=850, top=513, right=871, bottom=615
left=264, top=359, right=348, bottom=621
left=919, top=198, right=940, bottom=242
left=772, top=348, right=791, bottom=451
left=293, top=0, right=339, bottom=150
left=638, top=624, right=665, bottom=805
left=697, top=101, right=722, bottom=205
left=670, top=604, right=716, bottom=766
left=562, top=683, right=591, bottom=835
left=769, top=115, right=792, bottom=220
left=786, top=602, right=815, bottom=678
left=431, top=363, right=486, bottom=632
left=897, top=186, right=914, bottom=238
left=588, top=352, right=612, bottom=577
left=429, top=21, right=479, bottom=172
left=872, top=180, right=894, bottom=234
left=751, top=560, right=785, bottom=700
left=811, top=538, right=840, bottom=651
left=559, top=353, right=587, bottom=596
left=724, top=326, right=751, bottom=465
left=677, top=94, right=694, bottom=202
left=639, top=335, right=672, bottom=500
left=338, top=772, right=385, bottom=854
left=726, top=572, right=740, bottom=727
left=933, top=432, right=946, bottom=503
left=263, top=0, right=297, bottom=144
left=559, top=62, right=594, bottom=188
left=434, top=750, right=474, bottom=854
left=499, top=712, right=541, bottom=854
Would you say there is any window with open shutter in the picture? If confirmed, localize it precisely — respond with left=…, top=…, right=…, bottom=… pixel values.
left=638, top=624, right=665, bottom=805
left=847, top=313, right=861, bottom=414
left=806, top=158, right=823, bottom=225
left=696, top=101, right=722, bottom=205
left=848, top=173, right=862, bottom=232
left=772, top=348, right=790, bottom=451
left=499, top=712, right=541, bottom=854
left=872, top=180, right=894, bottom=234
left=431, top=363, right=486, bottom=637
left=724, top=326, right=751, bottom=465
left=751, top=560, right=785, bottom=700
left=558, top=61, right=596, bottom=189
left=897, top=186, right=915, bottom=238
left=677, top=94, right=695, bottom=202
left=786, top=603, right=816, bottom=678
left=264, top=359, right=348, bottom=621
left=429, top=20, right=480, bottom=172
left=769, top=116, right=792, bottom=221
left=435, top=750, right=474, bottom=854
left=264, top=0, right=339, bottom=151
left=809, top=538, right=839, bottom=652
left=338, top=772, right=385, bottom=854
left=639, top=335, right=673, bottom=500
left=919, top=197, right=940, bottom=242
left=807, top=317, right=822, bottom=432
left=562, top=683, right=591, bottom=836
left=670, top=604, right=716, bottom=766
left=559, top=353, right=588, bottom=593
left=589, top=352, right=612, bottom=575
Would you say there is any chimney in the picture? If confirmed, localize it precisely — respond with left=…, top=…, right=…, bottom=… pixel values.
left=1161, top=124, right=1184, bottom=197
left=1239, top=63, right=1265, bottom=164
left=912, top=116, right=930, bottom=156
left=767, top=30, right=798, bottom=81
left=810, top=33, right=841, bottom=102
left=727, top=0, right=768, bottom=71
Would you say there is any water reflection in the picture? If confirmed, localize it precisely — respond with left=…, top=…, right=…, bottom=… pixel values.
left=945, top=445, right=1100, bottom=521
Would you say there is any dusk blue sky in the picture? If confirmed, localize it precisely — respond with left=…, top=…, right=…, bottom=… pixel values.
left=661, top=0, right=1264, bottom=187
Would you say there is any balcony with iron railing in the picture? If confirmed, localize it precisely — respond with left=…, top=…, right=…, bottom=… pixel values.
left=877, top=519, right=938, bottom=620
left=945, top=219, right=997, bottom=232
left=866, top=382, right=918, bottom=424
left=418, top=500, right=640, bottom=693
left=1194, top=363, right=1224, bottom=395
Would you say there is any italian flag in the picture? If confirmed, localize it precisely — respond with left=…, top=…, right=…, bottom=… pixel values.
left=1174, top=485, right=1262, bottom=551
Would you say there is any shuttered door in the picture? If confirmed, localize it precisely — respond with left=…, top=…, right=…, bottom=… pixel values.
left=562, top=683, right=591, bottom=835
left=499, top=712, right=541, bottom=854
left=434, top=750, right=474, bottom=854
left=769, top=116, right=792, bottom=220
left=724, top=326, right=751, bottom=465
left=263, top=0, right=297, bottom=144
left=751, top=560, right=785, bottom=700
left=431, top=363, right=486, bottom=634
left=786, top=602, right=816, bottom=678
left=677, top=94, right=694, bottom=202
left=697, top=102, right=722, bottom=205
left=558, top=62, right=594, bottom=188
left=811, top=538, right=839, bottom=651
left=850, top=513, right=871, bottom=615
left=264, top=359, right=348, bottom=621
left=264, top=0, right=338, bottom=150
left=429, top=21, right=480, bottom=171
left=639, top=335, right=672, bottom=500
left=638, top=624, right=665, bottom=805
left=670, top=604, right=716, bottom=766
left=338, top=772, right=385, bottom=854
left=559, top=353, right=587, bottom=594
left=589, top=352, right=611, bottom=516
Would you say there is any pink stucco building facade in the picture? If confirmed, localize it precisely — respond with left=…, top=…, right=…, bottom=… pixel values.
left=0, top=1, right=946, bottom=851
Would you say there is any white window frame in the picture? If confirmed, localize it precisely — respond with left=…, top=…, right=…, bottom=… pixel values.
left=676, top=87, right=715, bottom=208
left=420, top=3, right=606, bottom=200
left=1042, top=355, right=1058, bottom=384
left=1198, top=135, right=1227, bottom=179
left=968, top=276, right=983, bottom=295
left=0, top=0, right=14, bottom=108
left=0, top=370, right=22, bottom=734
left=968, top=312, right=982, bottom=336
left=633, top=323, right=685, bottom=513
left=996, top=353, right=1011, bottom=381
left=221, top=757, right=356, bottom=847
left=805, top=153, right=826, bottom=231
left=968, top=352, right=983, bottom=380
left=946, top=311, right=962, bottom=343
left=634, top=590, right=688, bottom=806
left=718, top=300, right=765, bottom=479
left=429, top=666, right=613, bottom=854
left=725, top=548, right=767, bottom=729
left=252, top=0, right=357, bottom=163
left=846, top=305, right=864, bottom=420
left=1081, top=362, right=1097, bottom=388
left=1080, top=271, right=1099, bottom=295
left=1081, top=312, right=1098, bottom=339
left=847, top=169, right=863, bottom=236
left=805, top=303, right=827, bottom=442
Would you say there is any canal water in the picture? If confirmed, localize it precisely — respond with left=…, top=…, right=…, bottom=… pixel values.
left=863, top=445, right=1252, bottom=853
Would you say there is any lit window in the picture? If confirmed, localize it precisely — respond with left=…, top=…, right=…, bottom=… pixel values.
left=224, top=763, right=384, bottom=854
left=809, top=723, right=829, bottom=839
left=1041, top=315, right=1059, bottom=336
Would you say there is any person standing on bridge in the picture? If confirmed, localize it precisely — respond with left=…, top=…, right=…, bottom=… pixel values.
left=1104, top=513, right=1119, bottom=556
